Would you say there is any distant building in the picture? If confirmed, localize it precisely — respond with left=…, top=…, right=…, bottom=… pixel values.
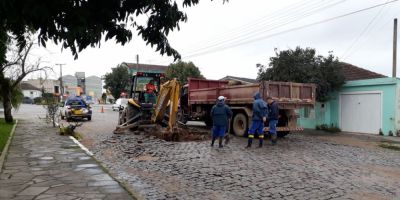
left=220, top=75, right=258, bottom=85
left=86, top=76, right=102, bottom=100
left=25, top=79, right=60, bottom=94
left=61, top=73, right=101, bottom=102
left=62, top=75, right=77, bottom=97
left=75, top=72, right=86, bottom=94
left=120, top=62, right=168, bottom=75
left=20, top=82, right=42, bottom=99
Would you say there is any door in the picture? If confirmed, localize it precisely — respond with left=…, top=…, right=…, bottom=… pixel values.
left=340, top=93, right=381, bottom=134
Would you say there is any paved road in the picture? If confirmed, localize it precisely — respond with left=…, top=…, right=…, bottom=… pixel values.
left=0, top=105, right=133, bottom=200
left=70, top=104, right=400, bottom=200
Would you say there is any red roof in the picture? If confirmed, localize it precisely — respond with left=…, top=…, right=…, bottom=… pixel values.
left=341, top=63, right=386, bottom=81
left=122, top=62, right=168, bottom=72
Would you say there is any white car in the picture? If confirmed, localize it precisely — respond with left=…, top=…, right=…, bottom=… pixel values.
left=112, top=98, right=128, bottom=111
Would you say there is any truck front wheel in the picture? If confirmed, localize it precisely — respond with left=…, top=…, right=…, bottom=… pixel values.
left=232, top=113, right=248, bottom=137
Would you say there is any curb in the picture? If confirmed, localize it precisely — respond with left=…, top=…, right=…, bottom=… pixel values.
left=0, top=120, right=18, bottom=174
left=69, top=136, right=142, bottom=200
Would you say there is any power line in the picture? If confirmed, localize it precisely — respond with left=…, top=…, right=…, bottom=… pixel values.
left=179, top=0, right=325, bottom=52
left=153, top=0, right=345, bottom=64
left=182, top=0, right=399, bottom=59
left=183, top=0, right=346, bottom=56
left=341, top=0, right=388, bottom=60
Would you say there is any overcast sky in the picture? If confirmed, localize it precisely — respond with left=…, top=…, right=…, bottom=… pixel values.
left=27, top=0, right=400, bottom=80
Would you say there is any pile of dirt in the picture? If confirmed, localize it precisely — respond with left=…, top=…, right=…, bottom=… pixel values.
left=145, top=125, right=211, bottom=142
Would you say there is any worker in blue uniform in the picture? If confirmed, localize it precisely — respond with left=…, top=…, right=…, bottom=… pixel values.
left=211, top=96, right=233, bottom=148
left=267, top=96, right=279, bottom=145
left=246, top=92, right=268, bottom=148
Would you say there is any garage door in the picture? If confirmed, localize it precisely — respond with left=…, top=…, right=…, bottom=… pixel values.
left=340, top=93, right=381, bottom=134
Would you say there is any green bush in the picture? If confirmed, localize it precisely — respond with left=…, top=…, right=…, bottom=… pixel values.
left=388, top=131, right=394, bottom=136
left=316, top=123, right=341, bottom=133
left=34, top=97, right=42, bottom=104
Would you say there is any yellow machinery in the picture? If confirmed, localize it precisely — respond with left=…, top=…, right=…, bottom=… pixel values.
left=114, top=72, right=180, bottom=134
left=151, top=78, right=180, bottom=132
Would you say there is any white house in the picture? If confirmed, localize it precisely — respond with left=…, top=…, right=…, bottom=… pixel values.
left=21, top=82, right=42, bottom=99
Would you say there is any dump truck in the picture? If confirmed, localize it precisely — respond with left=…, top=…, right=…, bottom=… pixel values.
left=180, top=78, right=316, bottom=137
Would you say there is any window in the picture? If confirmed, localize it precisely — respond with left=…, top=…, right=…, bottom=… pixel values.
left=30, top=91, right=33, bottom=95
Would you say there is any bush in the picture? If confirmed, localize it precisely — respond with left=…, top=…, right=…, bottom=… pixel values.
left=34, top=97, right=43, bottom=104
left=389, top=131, right=394, bottom=136
left=316, top=123, right=341, bottom=133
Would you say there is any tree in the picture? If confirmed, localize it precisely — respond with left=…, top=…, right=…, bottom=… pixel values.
left=166, top=61, right=204, bottom=84
left=257, top=47, right=345, bottom=102
left=0, top=35, right=50, bottom=123
left=0, top=0, right=226, bottom=61
left=104, top=65, right=130, bottom=99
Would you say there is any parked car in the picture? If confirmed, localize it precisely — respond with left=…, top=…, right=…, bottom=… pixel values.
left=22, top=97, right=34, bottom=104
left=112, top=98, right=128, bottom=111
left=60, top=97, right=92, bottom=121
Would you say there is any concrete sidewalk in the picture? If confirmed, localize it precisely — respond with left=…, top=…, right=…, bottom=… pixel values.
left=0, top=119, right=134, bottom=200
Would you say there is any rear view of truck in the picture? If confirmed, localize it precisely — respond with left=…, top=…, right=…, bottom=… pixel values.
left=184, top=78, right=316, bottom=137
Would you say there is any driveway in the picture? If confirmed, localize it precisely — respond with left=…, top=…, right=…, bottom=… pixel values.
left=74, top=107, right=400, bottom=200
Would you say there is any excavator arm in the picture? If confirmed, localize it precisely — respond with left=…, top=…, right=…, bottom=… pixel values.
left=151, top=78, right=180, bottom=132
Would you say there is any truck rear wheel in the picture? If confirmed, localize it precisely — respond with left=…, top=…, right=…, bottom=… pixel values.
left=204, top=117, right=213, bottom=127
left=277, top=132, right=289, bottom=138
left=277, top=112, right=289, bottom=138
left=232, top=113, right=248, bottom=137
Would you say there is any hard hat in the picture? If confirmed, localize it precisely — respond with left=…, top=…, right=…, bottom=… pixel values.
left=218, top=96, right=225, bottom=101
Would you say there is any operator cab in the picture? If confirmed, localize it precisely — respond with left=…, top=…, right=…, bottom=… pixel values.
left=129, top=72, right=165, bottom=103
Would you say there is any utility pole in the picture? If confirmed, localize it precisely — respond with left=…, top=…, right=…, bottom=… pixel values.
left=136, top=54, right=139, bottom=73
left=393, top=18, right=397, bottom=78
left=56, top=63, right=66, bottom=100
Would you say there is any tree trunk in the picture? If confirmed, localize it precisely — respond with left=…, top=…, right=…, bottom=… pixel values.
left=0, top=71, right=13, bottom=123
left=2, top=86, right=13, bottom=123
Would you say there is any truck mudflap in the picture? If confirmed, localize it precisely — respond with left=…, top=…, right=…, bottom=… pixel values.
left=263, top=127, right=304, bottom=132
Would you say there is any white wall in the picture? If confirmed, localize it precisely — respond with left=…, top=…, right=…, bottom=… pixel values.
left=23, top=90, right=42, bottom=99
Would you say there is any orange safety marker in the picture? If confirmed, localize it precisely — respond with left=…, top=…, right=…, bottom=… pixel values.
left=100, top=106, right=104, bottom=113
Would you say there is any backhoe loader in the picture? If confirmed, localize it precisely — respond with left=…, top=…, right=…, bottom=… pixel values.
left=114, top=71, right=180, bottom=134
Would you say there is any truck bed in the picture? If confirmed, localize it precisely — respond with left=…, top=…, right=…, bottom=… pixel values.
left=188, top=79, right=316, bottom=109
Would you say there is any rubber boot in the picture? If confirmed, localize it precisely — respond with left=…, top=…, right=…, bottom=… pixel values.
left=211, top=137, right=216, bottom=147
left=258, top=138, right=263, bottom=148
left=246, top=139, right=253, bottom=148
left=271, top=134, right=277, bottom=146
left=218, top=137, right=223, bottom=148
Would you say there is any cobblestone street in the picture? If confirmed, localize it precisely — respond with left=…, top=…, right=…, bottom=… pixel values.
left=5, top=105, right=400, bottom=200
left=81, top=108, right=400, bottom=200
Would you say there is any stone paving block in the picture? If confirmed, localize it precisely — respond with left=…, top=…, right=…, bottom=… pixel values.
left=18, top=186, right=49, bottom=196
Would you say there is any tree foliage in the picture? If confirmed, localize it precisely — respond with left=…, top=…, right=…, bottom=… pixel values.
left=0, top=0, right=226, bottom=60
left=257, top=47, right=345, bottom=102
left=104, top=65, right=130, bottom=99
left=166, top=61, right=204, bottom=84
